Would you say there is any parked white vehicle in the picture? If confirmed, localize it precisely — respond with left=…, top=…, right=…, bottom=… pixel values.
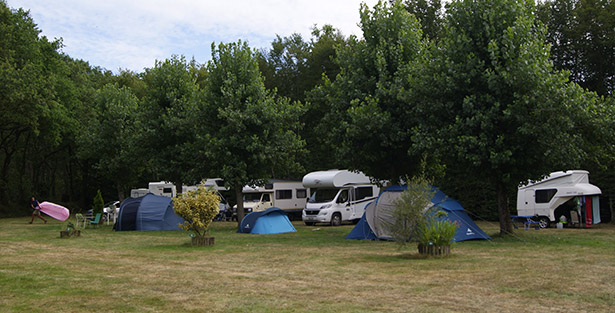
left=516, top=170, right=601, bottom=228
left=233, top=180, right=308, bottom=216
left=132, top=179, right=230, bottom=212
left=302, top=170, right=380, bottom=226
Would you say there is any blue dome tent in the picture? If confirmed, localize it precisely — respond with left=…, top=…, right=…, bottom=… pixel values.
left=346, top=185, right=490, bottom=242
left=115, top=194, right=185, bottom=231
left=238, top=207, right=297, bottom=234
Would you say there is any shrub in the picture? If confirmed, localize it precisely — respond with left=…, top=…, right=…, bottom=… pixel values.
left=415, top=210, right=459, bottom=246
left=386, top=174, right=435, bottom=248
left=92, top=190, right=104, bottom=216
left=172, top=185, right=220, bottom=237
left=387, top=174, right=459, bottom=249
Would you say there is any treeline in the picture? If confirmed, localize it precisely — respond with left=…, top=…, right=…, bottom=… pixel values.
left=1, top=0, right=614, bottom=233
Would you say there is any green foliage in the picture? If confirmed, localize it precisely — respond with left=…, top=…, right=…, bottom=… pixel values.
left=400, top=0, right=444, bottom=40
left=415, top=211, right=459, bottom=246
left=538, top=0, right=615, bottom=95
left=77, top=83, right=141, bottom=200
left=139, top=55, right=200, bottom=189
left=312, top=0, right=431, bottom=182
left=172, top=185, right=220, bottom=237
left=197, top=40, right=305, bottom=222
left=92, top=190, right=104, bottom=215
left=387, top=174, right=435, bottom=247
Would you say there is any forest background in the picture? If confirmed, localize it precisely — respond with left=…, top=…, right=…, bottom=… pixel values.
left=1, top=0, right=614, bottom=233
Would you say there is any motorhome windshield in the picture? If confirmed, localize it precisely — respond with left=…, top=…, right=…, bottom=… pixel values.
left=308, top=188, right=339, bottom=203
left=243, top=193, right=262, bottom=202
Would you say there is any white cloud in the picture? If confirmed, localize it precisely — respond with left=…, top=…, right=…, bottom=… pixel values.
left=7, top=0, right=378, bottom=73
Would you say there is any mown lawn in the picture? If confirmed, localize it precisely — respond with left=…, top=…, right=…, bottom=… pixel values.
left=1, top=217, right=614, bottom=312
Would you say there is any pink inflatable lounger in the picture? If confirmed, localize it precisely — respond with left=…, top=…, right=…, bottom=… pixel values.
left=39, top=201, right=70, bottom=221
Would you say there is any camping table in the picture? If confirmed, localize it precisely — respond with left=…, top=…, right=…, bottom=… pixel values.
left=511, top=216, right=540, bottom=230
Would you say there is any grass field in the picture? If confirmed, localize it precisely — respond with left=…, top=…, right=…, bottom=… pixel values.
left=1, top=217, right=614, bottom=312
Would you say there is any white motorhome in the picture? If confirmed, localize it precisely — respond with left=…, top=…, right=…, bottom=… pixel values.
left=516, top=170, right=601, bottom=228
left=302, top=170, right=380, bottom=226
left=234, top=180, right=308, bottom=217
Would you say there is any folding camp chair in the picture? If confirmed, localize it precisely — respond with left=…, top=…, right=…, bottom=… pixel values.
left=87, top=213, right=102, bottom=228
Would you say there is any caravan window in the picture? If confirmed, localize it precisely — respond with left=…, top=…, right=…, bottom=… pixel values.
left=276, top=189, right=292, bottom=200
left=296, top=189, right=307, bottom=199
left=535, top=189, right=557, bottom=203
left=355, top=187, right=373, bottom=200
left=163, top=187, right=173, bottom=194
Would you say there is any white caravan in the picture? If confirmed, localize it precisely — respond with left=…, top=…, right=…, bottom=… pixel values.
left=302, top=170, right=380, bottom=226
left=234, top=180, right=308, bottom=216
left=516, top=170, right=601, bottom=228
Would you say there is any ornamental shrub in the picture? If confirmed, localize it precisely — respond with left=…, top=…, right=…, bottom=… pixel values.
left=172, top=184, right=220, bottom=237
left=92, top=189, right=104, bottom=216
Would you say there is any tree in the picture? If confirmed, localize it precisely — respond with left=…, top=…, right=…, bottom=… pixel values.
left=139, top=56, right=200, bottom=192
left=538, top=0, right=615, bottom=95
left=310, top=1, right=431, bottom=181
left=400, top=0, right=444, bottom=40
left=76, top=83, right=141, bottom=201
left=415, top=0, right=602, bottom=235
left=197, top=40, right=304, bottom=224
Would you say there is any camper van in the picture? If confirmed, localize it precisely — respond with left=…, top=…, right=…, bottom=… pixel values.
left=234, top=180, right=308, bottom=217
left=516, top=170, right=601, bottom=228
left=302, top=170, right=380, bottom=226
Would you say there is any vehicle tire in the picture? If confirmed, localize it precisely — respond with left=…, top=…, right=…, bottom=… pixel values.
left=330, top=213, right=341, bottom=226
left=538, top=216, right=550, bottom=229
left=304, top=222, right=315, bottom=226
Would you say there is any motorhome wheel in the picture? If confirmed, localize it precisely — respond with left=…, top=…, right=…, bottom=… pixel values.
left=538, top=217, right=550, bottom=228
left=330, top=213, right=341, bottom=226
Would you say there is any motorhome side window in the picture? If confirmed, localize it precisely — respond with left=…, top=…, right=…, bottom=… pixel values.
left=163, top=187, right=173, bottom=194
left=355, top=187, right=373, bottom=200
left=296, top=189, right=307, bottom=199
left=276, top=189, right=292, bottom=200
left=262, top=193, right=271, bottom=202
left=535, top=189, right=557, bottom=203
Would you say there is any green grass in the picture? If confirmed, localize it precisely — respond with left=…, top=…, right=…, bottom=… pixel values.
left=1, top=217, right=615, bottom=312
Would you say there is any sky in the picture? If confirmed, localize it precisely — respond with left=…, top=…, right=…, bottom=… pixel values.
left=7, top=0, right=379, bottom=73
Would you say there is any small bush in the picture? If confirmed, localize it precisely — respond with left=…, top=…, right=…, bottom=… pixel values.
left=386, top=174, right=435, bottom=248
left=387, top=174, right=459, bottom=249
left=172, top=184, right=220, bottom=238
left=92, top=190, right=104, bottom=216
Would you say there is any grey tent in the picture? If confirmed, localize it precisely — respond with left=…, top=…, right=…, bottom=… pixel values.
left=347, top=185, right=490, bottom=242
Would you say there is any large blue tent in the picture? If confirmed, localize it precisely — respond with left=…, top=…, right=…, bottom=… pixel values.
left=346, top=185, right=490, bottom=242
left=238, top=207, right=297, bottom=234
left=115, top=194, right=185, bottom=231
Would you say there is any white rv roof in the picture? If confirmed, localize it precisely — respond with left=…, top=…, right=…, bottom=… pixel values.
left=302, top=169, right=371, bottom=188
left=519, top=170, right=601, bottom=195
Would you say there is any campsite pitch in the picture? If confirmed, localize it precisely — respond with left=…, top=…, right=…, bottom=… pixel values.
left=1, top=217, right=614, bottom=312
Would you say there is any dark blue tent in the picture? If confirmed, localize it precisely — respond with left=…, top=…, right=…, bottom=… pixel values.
left=116, top=194, right=185, bottom=231
left=238, top=207, right=297, bottom=234
left=346, top=185, right=490, bottom=242
left=345, top=206, right=378, bottom=240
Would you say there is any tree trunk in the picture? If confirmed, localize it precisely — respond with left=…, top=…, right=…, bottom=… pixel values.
left=235, top=181, right=245, bottom=227
left=497, top=180, right=513, bottom=235
left=116, top=181, right=125, bottom=202
left=174, top=179, right=183, bottom=197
